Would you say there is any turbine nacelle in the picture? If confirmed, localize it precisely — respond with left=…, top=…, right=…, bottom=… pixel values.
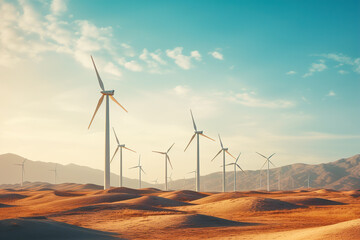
left=119, top=144, right=125, bottom=147
left=223, top=148, right=228, bottom=151
left=195, top=131, right=203, bottom=134
left=101, top=90, right=114, bottom=95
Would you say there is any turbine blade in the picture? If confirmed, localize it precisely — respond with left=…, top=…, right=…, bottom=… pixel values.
left=218, top=134, right=223, bottom=148
left=110, top=146, right=119, bottom=163
left=88, top=95, right=104, bottom=129
left=235, top=153, right=241, bottom=163
left=184, top=133, right=196, bottom=152
left=200, top=133, right=215, bottom=141
left=141, top=167, right=146, bottom=174
left=269, top=159, right=276, bottom=168
left=211, top=149, right=222, bottom=161
left=110, top=95, right=128, bottom=112
left=256, top=152, right=268, bottom=159
left=152, top=151, right=165, bottom=154
left=129, top=166, right=138, bottom=169
left=123, top=146, right=136, bottom=153
left=225, top=150, right=236, bottom=159
left=112, top=127, right=120, bottom=145
left=236, top=163, right=245, bottom=173
left=167, top=142, right=175, bottom=153
left=190, top=109, right=197, bottom=131
left=225, top=163, right=233, bottom=166
left=167, top=155, right=173, bottom=170
left=91, top=56, right=105, bottom=91
left=268, top=153, right=276, bottom=159
left=260, top=159, right=267, bottom=170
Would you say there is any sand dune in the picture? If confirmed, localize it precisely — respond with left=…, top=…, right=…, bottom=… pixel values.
left=283, top=197, right=345, bottom=206
left=190, top=197, right=301, bottom=215
left=106, top=214, right=253, bottom=232
left=121, top=195, right=192, bottom=207
left=54, top=193, right=141, bottom=206
left=0, top=193, right=28, bottom=202
left=53, top=190, right=86, bottom=197
left=0, top=217, right=119, bottom=240
left=191, top=192, right=244, bottom=204
left=0, top=203, right=13, bottom=208
left=230, top=218, right=360, bottom=240
left=159, top=190, right=209, bottom=202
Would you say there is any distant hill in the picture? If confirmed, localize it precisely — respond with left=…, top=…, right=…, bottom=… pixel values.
left=0, top=153, right=153, bottom=189
left=0, top=153, right=359, bottom=191
left=173, top=154, right=360, bottom=191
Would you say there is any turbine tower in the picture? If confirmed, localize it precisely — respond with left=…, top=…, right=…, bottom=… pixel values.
left=88, top=56, right=128, bottom=190
left=167, top=173, right=173, bottom=190
left=111, top=127, right=136, bottom=187
left=49, top=164, right=57, bottom=185
left=256, top=152, right=276, bottom=191
left=225, top=153, right=245, bottom=192
left=153, top=143, right=175, bottom=191
left=14, top=159, right=26, bottom=187
left=211, top=134, right=236, bottom=192
left=184, top=110, right=214, bottom=192
left=130, top=155, right=145, bottom=189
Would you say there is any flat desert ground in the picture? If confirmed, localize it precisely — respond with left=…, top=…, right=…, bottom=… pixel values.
left=0, top=184, right=359, bottom=239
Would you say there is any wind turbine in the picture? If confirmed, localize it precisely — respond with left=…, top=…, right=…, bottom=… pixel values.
left=88, top=56, right=128, bottom=190
left=211, top=134, right=236, bottom=192
left=130, top=155, right=145, bottom=189
left=307, top=173, right=310, bottom=189
left=14, top=159, right=26, bottom=187
left=256, top=152, right=276, bottom=191
left=153, top=143, right=175, bottom=191
left=152, top=178, right=158, bottom=185
left=184, top=110, right=214, bottom=192
left=49, top=164, right=57, bottom=185
left=111, top=127, right=136, bottom=187
left=225, top=153, right=245, bottom=192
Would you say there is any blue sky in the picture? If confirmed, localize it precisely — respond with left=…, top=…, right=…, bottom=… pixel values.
left=0, top=0, right=359, bottom=183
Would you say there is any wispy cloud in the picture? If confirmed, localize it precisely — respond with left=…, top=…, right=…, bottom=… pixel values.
left=173, top=85, right=190, bottom=95
left=209, top=51, right=223, bottom=60
left=303, top=59, right=327, bottom=77
left=166, top=47, right=201, bottom=70
left=286, top=70, right=296, bottom=75
left=317, top=53, right=360, bottom=74
left=327, top=90, right=336, bottom=97
left=338, top=70, right=348, bottom=74
left=226, top=91, right=294, bottom=109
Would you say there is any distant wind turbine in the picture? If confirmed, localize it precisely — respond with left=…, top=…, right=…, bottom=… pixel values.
left=307, top=173, right=310, bottom=189
left=152, top=178, right=158, bottom=185
left=184, top=110, right=214, bottom=192
left=167, top=173, right=173, bottom=190
left=225, top=153, right=245, bottom=192
left=88, top=56, right=128, bottom=190
left=130, top=155, right=145, bottom=189
left=49, top=164, right=57, bottom=185
left=111, top=127, right=136, bottom=187
left=153, top=143, right=175, bottom=191
left=187, top=170, right=197, bottom=190
left=14, top=159, right=26, bottom=187
left=256, top=152, right=276, bottom=191
left=211, top=134, right=236, bottom=192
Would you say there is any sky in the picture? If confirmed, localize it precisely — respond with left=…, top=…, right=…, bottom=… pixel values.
left=0, top=0, right=359, bottom=183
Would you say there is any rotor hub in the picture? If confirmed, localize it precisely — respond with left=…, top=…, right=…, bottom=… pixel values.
left=101, top=90, right=114, bottom=95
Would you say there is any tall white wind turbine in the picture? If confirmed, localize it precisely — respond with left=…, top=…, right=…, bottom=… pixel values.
left=14, top=159, right=26, bottom=187
left=111, top=127, right=136, bottom=187
left=184, top=110, right=214, bottom=192
left=257, top=152, right=276, bottom=191
left=88, top=56, right=128, bottom=190
left=153, top=143, right=175, bottom=191
left=130, top=155, right=145, bottom=189
left=211, top=134, right=236, bottom=192
left=225, top=153, right=245, bottom=192
left=49, top=164, right=57, bottom=185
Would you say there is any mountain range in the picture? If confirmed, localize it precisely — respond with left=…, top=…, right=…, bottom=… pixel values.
left=0, top=153, right=359, bottom=191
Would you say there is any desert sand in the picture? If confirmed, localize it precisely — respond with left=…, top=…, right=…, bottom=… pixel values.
left=0, top=184, right=359, bottom=239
